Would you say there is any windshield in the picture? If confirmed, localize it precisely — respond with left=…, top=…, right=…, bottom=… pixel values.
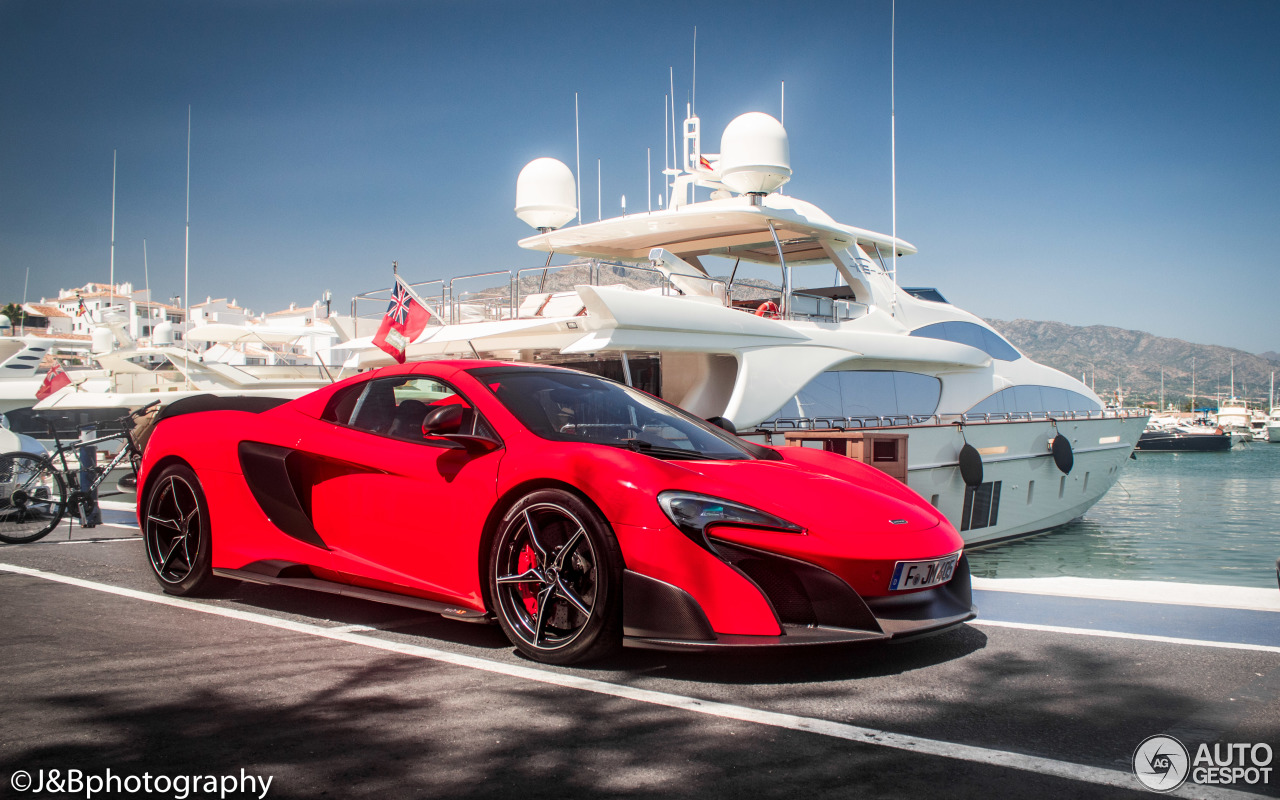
left=470, top=367, right=753, bottom=460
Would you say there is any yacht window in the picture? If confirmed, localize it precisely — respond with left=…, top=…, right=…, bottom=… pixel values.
left=910, top=321, right=1021, bottom=361
left=764, top=370, right=942, bottom=422
left=966, top=386, right=1101, bottom=415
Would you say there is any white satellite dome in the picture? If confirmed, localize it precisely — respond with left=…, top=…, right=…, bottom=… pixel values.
left=0, top=314, right=11, bottom=333
left=718, top=112, right=791, bottom=196
left=152, top=320, right=175, bottom=346
left=515, top=157, right=577, bottom=231
left=91, top=326, right=115, bottom=355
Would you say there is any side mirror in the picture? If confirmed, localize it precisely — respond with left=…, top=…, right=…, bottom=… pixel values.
left=435, top=434, right=502, bottom=455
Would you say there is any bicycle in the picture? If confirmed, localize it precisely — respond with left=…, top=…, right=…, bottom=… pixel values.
left=0, top=400, right=160, bottom=544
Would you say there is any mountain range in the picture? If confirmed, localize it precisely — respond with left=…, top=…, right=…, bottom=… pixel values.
left=986, top=319, right=1278, bottom=408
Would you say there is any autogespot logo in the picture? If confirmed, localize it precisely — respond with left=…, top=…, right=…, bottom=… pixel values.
left=1133, top=735, right=1190, bottom=792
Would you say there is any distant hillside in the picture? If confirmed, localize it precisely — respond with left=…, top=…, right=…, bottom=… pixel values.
left=986, top=319, right=1279, bottom=407
left=1260, top=351, right=1280, bottom=364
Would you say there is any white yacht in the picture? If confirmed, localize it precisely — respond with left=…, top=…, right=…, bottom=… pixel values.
left=0, top=332, right=107, bottom=416
left=342, top=109, right=1147, bottom=546
left=33, top=318, right=344, bottom=414
left=1215, top=397, right=1254, bottom=443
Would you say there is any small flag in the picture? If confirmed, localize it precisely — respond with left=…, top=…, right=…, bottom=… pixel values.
left=76, top=295, right=88, bottom=317
left=698, top=155, right=713, bottom=171
left=372, top=277, right=436, bottom=363
left=35, top=363, right=71, bottom=401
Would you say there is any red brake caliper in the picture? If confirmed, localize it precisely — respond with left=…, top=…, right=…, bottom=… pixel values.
left=517, top=544, right=539, bottom=616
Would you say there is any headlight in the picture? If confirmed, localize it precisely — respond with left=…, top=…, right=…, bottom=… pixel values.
left=657, top=491, right=805, bottom=544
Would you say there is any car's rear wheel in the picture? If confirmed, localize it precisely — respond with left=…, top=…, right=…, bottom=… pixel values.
left=143, top=463, right=227, bottom=596
left=489, top=489, right=622, bottom=664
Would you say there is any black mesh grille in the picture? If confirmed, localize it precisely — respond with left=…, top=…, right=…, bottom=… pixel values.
left=710, top=540, right=817, bottom=625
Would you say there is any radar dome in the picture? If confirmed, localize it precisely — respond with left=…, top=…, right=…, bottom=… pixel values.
left=515, top=157, right=577, bottom=231
left=152, top=321, right=175, bottom=346
left=718, top=112, right=791, bottom=195
left=0, top=314, right=11, bottom=333
left=91, top=326, right=115, bottom=355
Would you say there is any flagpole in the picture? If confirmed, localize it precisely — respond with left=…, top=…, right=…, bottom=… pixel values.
left=110, top=149, right=117, bottom=317
left=183, top=105, right=192, bottom=388
left=21, top=267, right=29, bottom=335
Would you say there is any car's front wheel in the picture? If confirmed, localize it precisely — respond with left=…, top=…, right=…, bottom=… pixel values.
left=143, top=463, right=228, bottom=596
left=489, top=489, right=623, bottom=664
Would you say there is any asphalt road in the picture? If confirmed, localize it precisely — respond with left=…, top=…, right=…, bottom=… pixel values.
left=1, top=522, right=1277, bottom=800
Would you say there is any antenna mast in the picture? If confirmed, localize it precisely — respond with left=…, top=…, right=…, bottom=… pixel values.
left=890, top=0, right=898, bottom=309
left=110, top=149, right=116, bottom=315
left=692, top=27, right=697, bottom=116
left=184, top=106, right=191, bottom=335
left=575, top=93, right=582, bottom=226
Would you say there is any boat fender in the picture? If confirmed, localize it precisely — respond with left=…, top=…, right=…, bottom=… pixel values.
left=755, top=301, right=780, bottom=319
left=1051, top=434, right=1074, bottom=474
left=958, top=443, right=983, bottom=486
left=706, top=416, right=737, bottom=434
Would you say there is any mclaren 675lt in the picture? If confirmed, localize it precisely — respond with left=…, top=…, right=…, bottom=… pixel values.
left=137, top=360, right=975, bottom=664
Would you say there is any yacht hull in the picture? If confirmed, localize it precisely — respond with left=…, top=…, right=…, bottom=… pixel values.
left=1135, top=430, right=1233, bottom=452
left=756, top=415, right=1145, bottom=547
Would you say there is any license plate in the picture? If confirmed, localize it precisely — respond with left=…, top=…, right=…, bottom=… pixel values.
left=888, top=553, right=959, bottom=591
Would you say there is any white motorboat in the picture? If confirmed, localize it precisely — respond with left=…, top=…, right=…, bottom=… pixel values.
left=33, top=318, right=346, bottom=415
left=0, top=333, right=108, bottom=416
left=343, top=108, right=1147, bottom=545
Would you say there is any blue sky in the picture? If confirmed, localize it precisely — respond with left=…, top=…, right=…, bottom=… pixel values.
left=2, top=0, right=1277, bottom=353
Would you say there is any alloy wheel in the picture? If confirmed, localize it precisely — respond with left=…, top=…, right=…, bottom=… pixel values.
left=145, top=474, right=203, bottom=584
left=494, top=502, right=600, bottom=652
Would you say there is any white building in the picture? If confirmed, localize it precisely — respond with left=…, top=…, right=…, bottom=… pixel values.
left=190, top=297, right=252, bottom=327
left=45, top=282, right=186, bottom=343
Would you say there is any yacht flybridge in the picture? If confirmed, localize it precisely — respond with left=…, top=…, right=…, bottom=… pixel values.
left=359, top=109, right=1144, bottom=544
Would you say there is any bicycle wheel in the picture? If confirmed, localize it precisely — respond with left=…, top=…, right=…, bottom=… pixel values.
left=0, top=452, right=67, bottom=544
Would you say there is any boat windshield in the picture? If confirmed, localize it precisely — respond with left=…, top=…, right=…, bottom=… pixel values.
left=469, top=367, right=753, bottom=460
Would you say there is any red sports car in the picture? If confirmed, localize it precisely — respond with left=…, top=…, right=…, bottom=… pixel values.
left=137, top=360, right=974, bottom=664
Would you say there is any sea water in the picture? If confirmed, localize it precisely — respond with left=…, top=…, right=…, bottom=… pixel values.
left=967, top=442, right=1280, bottom=588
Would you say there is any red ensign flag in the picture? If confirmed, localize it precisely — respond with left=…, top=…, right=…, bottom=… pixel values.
left=35, top=363, right=71, bottom=401
left=372, top=278, right=434, bottom=363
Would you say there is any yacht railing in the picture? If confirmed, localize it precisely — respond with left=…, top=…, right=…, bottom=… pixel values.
left=349, top=259, right=872, bottom=327
left=759, top=407, right=1150, bottom=432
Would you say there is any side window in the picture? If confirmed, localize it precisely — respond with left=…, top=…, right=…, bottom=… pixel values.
left=323, top=376, right=486, bottom=443
left=910, top=321, right=1021, bottom=361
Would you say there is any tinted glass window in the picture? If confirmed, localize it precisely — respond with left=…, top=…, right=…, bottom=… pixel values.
left=323, top=376, right=481, bottom=443
left=474, top=368, right=752, bottom=460
left=967, top=386, right=1101, bottom=415
left=910, top=321, right=1021, bottom=361
left=765, top=370, right=943, bottom=422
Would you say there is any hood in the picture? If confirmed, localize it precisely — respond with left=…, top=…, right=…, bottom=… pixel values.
left=658, top=454, right=942, bottom=535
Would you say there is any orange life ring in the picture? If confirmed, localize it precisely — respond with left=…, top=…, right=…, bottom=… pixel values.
left=755, top=301, right=780, bottom=319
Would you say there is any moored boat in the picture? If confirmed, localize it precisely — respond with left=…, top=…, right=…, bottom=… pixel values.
left=341, top=106, right=1146, bottom=546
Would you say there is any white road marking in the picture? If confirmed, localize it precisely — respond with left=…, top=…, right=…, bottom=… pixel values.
left=973, top=576, right=1280, bottom=613
left=0, top=562, right=1268, bottom=800
left=974, top=619, right=1280, bottom=653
